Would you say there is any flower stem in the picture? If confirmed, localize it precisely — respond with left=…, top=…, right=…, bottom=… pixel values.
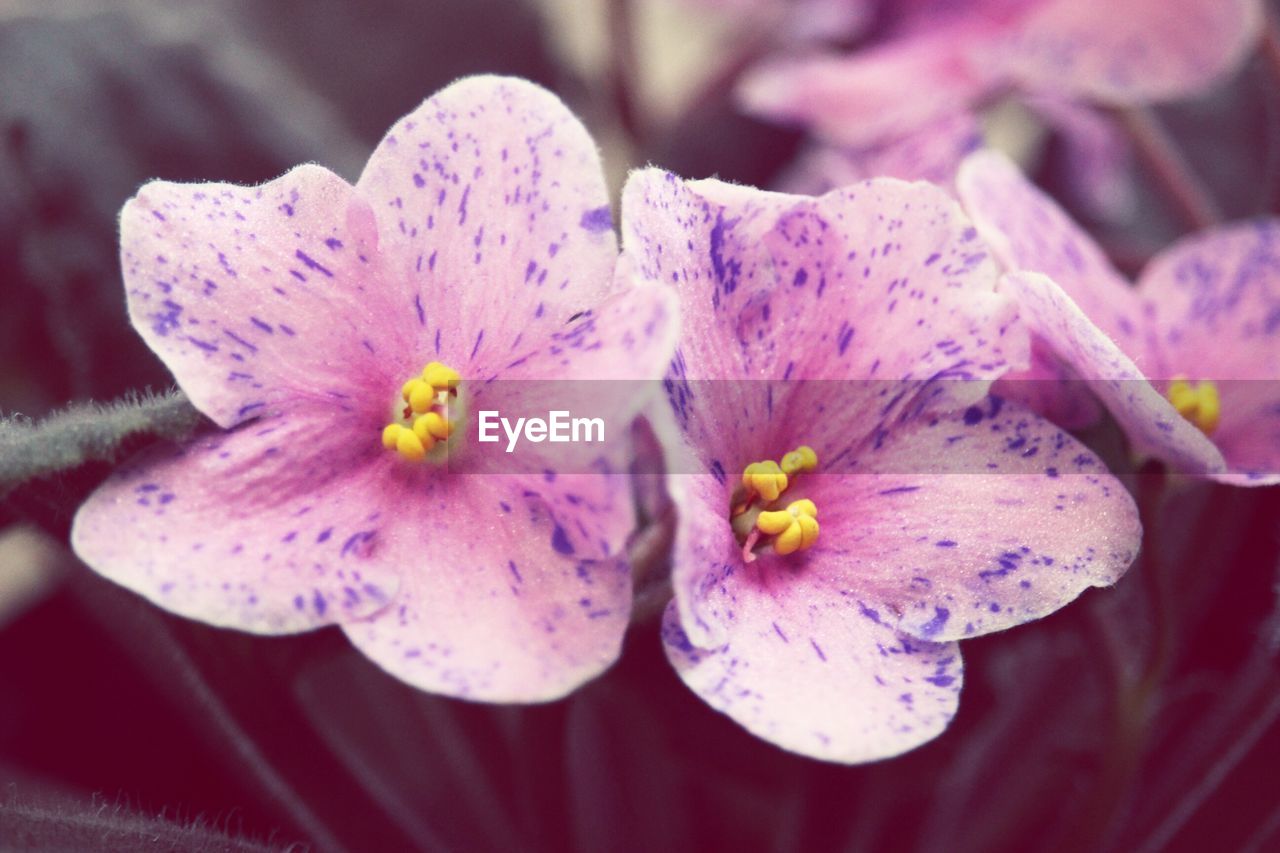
left=1117, top=106, right=1222, bottom=232
left=0, top=389, right=202, bottom=496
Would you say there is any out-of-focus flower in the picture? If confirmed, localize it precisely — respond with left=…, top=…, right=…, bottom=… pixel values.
left=958, top=149, right=1280, bottom=485
left=620, top=170, right=1141, bottom=762
left=742, top=0, right=1261, bottom=216
left=71, top=76, right=678, bottom=702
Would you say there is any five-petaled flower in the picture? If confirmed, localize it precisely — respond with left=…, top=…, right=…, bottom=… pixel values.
left=957, top=149, right=1280, bottom=486
left=620, top=170, right=1141, bottom=762
left=619, top=169, right=1141, bottom=758
left=72, top=76, right=677, bottom=702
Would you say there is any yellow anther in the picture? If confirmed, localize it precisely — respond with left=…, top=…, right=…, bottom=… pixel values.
left=780, top=445, right=818, bottom=476
left=742, top=460, right=788, bottom=502
left=396, top=427, right=426, bottom=462
left=755, top=499, right=819, bottom=555
left=422, top=361, right=461, bottom=391
left=407, top=380, right=435, bottom=414
left=1167, top=378, right=1220, bottom=435
left=411, top=416, right=439, bottom=451
left=416, top=411, right=451, bottom=440
left=385, top=361, right=462, bottom=462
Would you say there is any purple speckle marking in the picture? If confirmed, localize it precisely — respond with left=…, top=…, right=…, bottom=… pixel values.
left=580, top=205, right=612, bottom=232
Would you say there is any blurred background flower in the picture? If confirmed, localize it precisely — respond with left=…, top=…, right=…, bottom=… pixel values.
left=2, top=1, right=1279, bottom=850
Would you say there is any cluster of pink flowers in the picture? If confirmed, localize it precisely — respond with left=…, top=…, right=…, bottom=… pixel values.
left=75, top=14, right=1277, bottom=765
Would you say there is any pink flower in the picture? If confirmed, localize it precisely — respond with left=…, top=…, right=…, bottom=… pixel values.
left=71, top=76, right=677, bottom=701
left=620, top=170, right=1141, bottom=761
left=740, top=0, right=1260, bottom=217
left=740, top=0, right=1262, bottom=149
left=957, top=149, right=1280, bottom=485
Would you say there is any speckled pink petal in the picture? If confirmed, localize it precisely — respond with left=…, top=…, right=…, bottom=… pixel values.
left=777, top=113, right=983, bottom=196
left=355, top=76, right=619, bottom=378
left=342, top=474, right=632, bottom=702
left=957, top=149, right=1147, bottom=362
left=1002, top=271, right=1226, bottom=475
left=120, top=164, right=404, bottom=429
left=621, top=168, right=1027, bottom=480
left=996, top=0, right=1263, bottom=104
left=71, top=410, right=402, bottom=633
left=661, top=590, right=962, bottom=763
left=797, top=394, right=1140, bottom=642
left=1139, top=220, right=1280, bottom=484
left=737, top=32, right=997, bottom=148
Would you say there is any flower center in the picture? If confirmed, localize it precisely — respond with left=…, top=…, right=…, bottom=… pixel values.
left=729, top=445, right=820, bottom=561
left=1166, top=377, right=1220, bottom=435
left=381, top=361, right=461, bottom=462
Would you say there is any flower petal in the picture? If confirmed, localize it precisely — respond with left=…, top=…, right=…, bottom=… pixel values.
left=777, top=113, right=983, bottom=196
left=737, top=33, right=996, bottom=148
left=1021, top=95, right=1136, bottom=223
left=621, top=168, right=1027, bottom=473
left=1139, top=220, right=1280, bottom=484
left=341, top=475, right=633, bottom=702
left=995, top=0, right=1262, bottom=104
left=120, top=164, right=401, bottom=428
left=661, top=593, right=962, bottom=763
left=800, top=394, right=1141, bottom=642
left=71, top=412, right=402, bottom=633
left=956, top=149, right=1147, bottom=361
left=1001, top=271, right=1226, bottom=474
left=355, top=75, right=619, bottom=376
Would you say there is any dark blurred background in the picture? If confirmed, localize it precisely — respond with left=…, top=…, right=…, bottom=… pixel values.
left=1, top=1, right=1279, bottom=850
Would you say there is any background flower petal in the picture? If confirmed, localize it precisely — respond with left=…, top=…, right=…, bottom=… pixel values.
left=995, top=0, right=1263, bottom=104
left=1001, top=271, right=1227, bottom=474
left=1139, top=220, right=1280, bottom=484
left=737, top=33, right=996, bottom=148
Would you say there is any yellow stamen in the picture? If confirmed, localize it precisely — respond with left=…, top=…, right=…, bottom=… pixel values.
left=756, top=499, right=819, bottom=555
left=1167, top=377, right=1220, bottom=435
left=422, top=361, right=461, bottom=392
left=396, top=428, right=426, bottom=462
left=407, top=380, right=435, bottom=414
left=416, top=411, right=452, bottom=440
left=383, top=361, right=461, bottom=462
left=780, top=445, right=817, bottom=476
left=742, top=460, right=788, bottom=502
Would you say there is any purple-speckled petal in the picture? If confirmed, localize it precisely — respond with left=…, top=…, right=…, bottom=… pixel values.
left=777, top=113, right=983, bottom=196
left=1139, top=220, right=1280, bottom=484
left=957, top=149, right=1147, bottom=361
left=355, top=76, right=619, bottom=378
left=120, top=164, right=404, bottom=429
left=342, top=474, right=632, bottom=701
left=661, top=592, right=962, bottom=763
left=995, top=0, right=1263, bottom=105
left=805, top=395, right=1140, bottom=642
left=1002, top=271, right=1226, bottom=475
left=71, top=412, right=401, bottom=633
left=737, top=31, right=997, bottom=148
left=621, top=169, right=1027, bottom=474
